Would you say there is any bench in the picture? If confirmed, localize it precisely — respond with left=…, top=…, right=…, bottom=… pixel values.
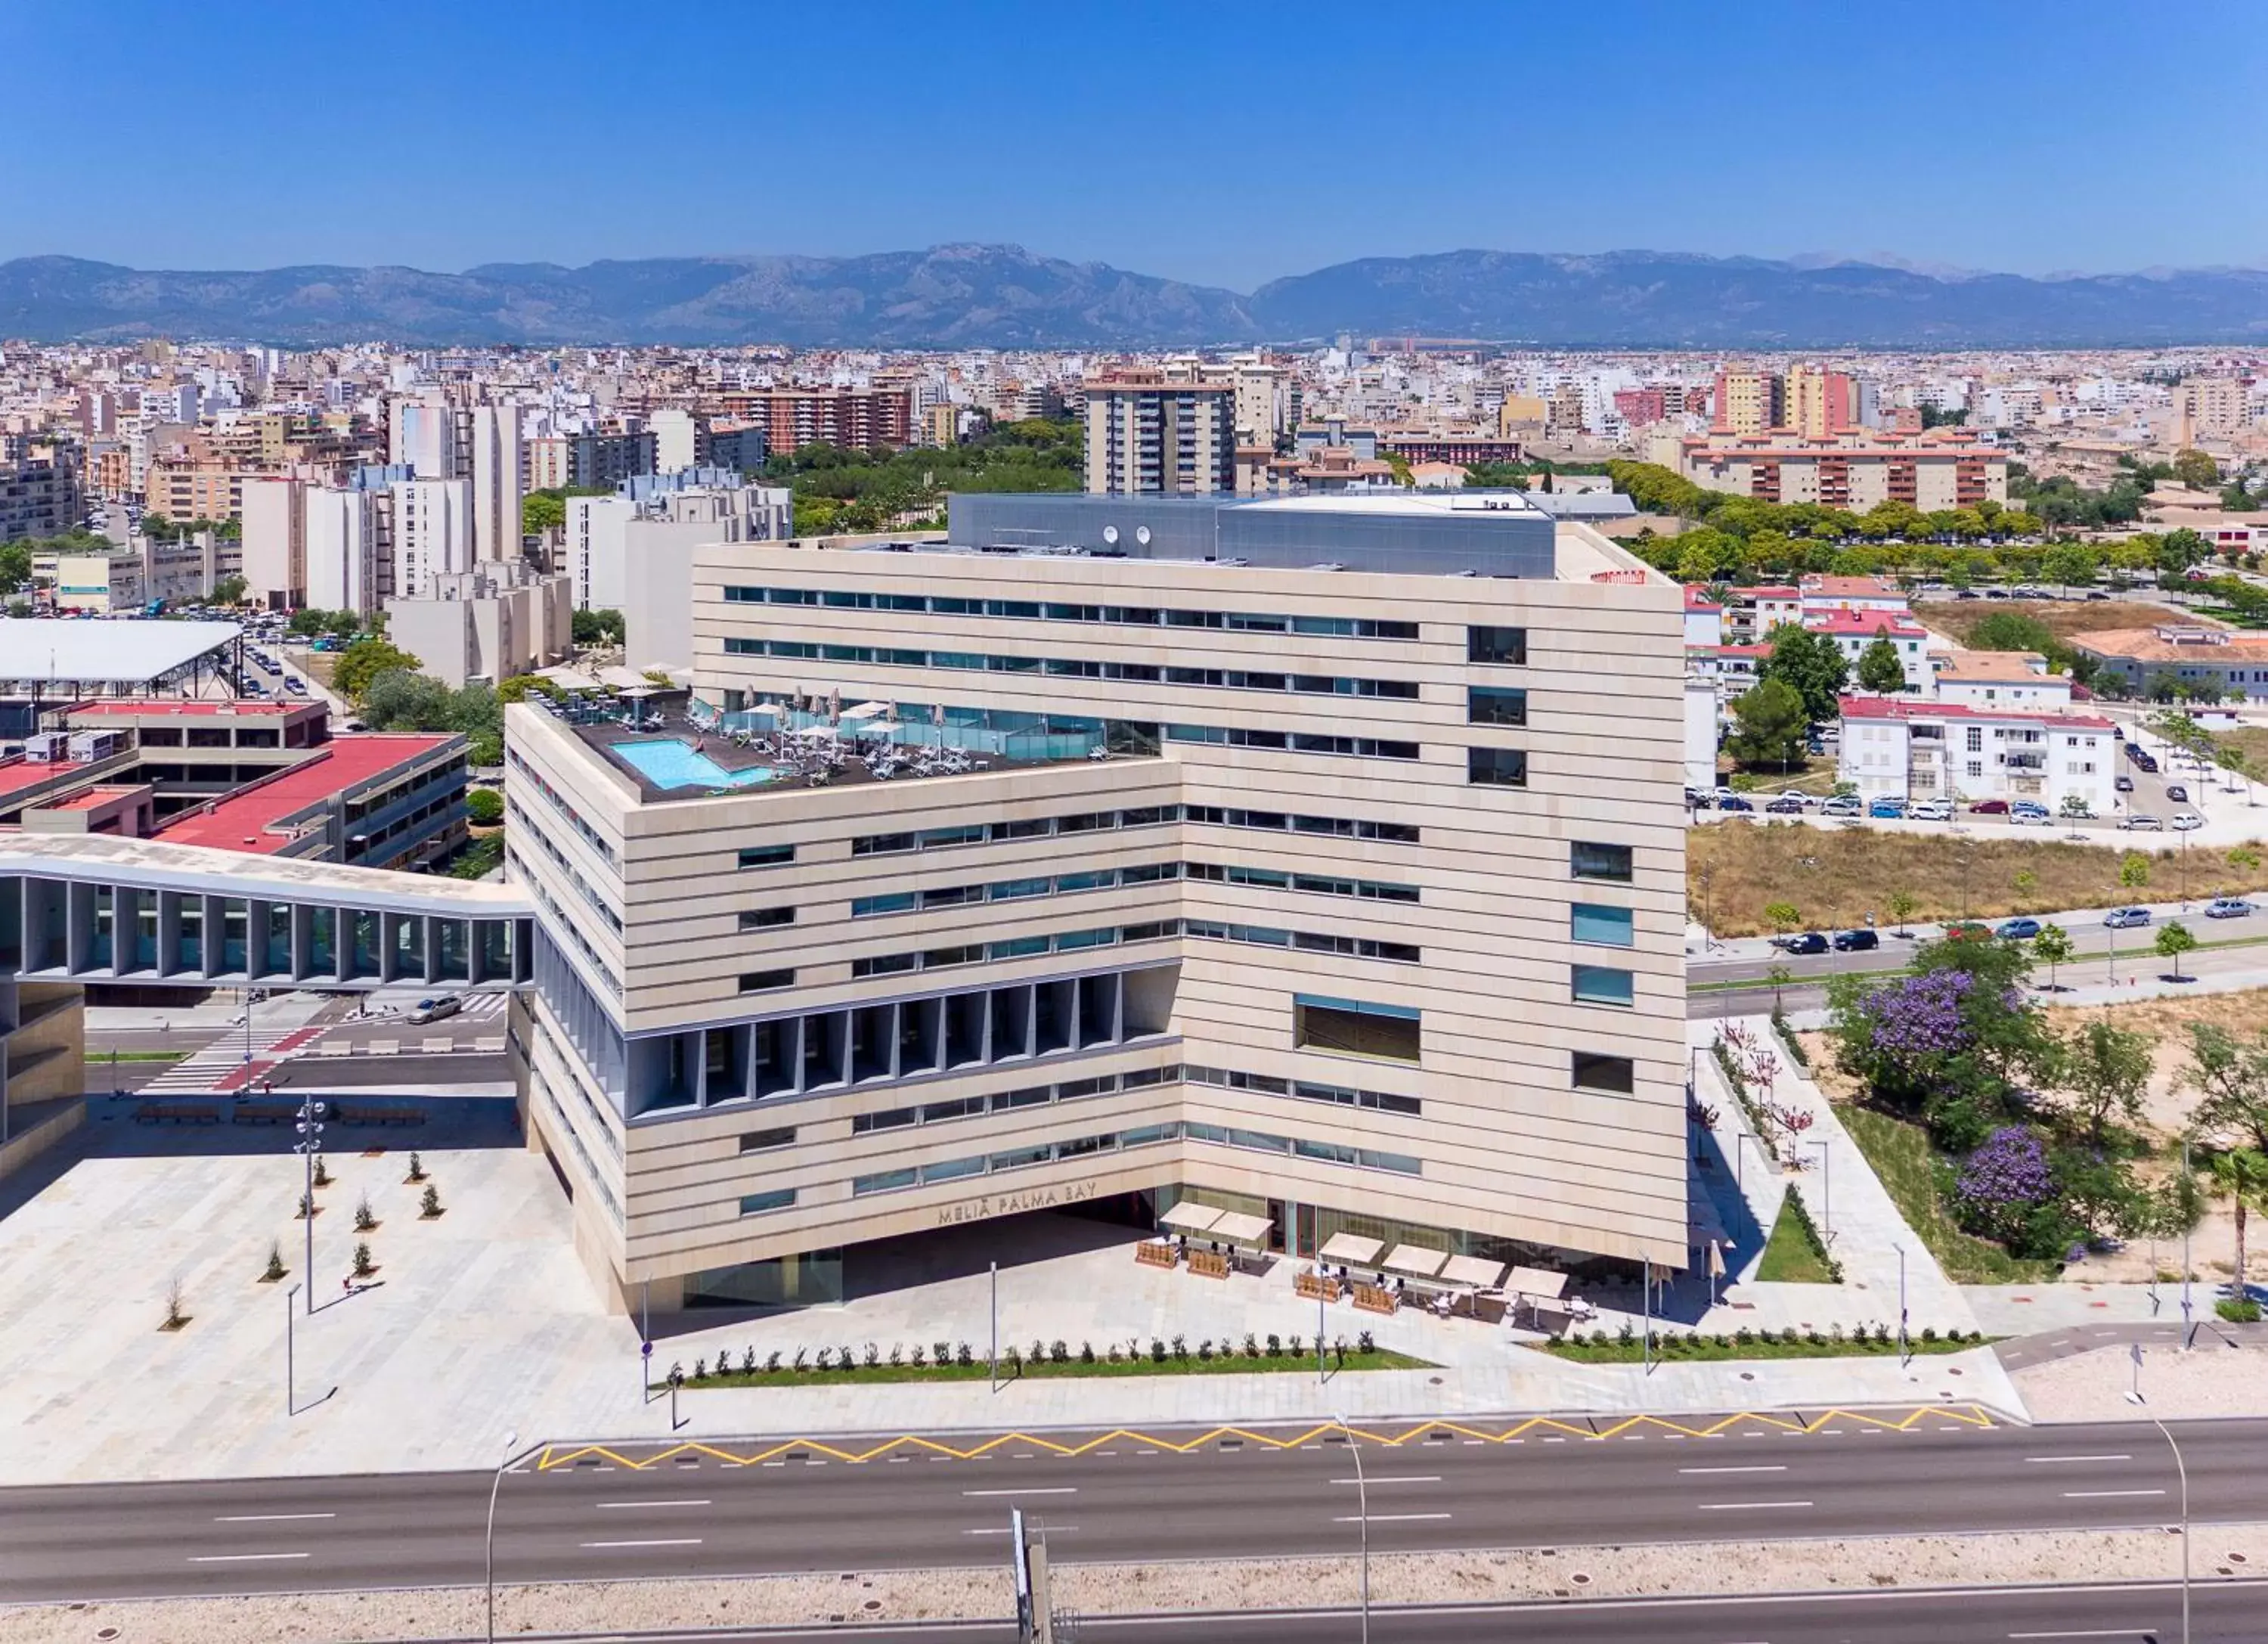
left=1352, top=1283, right=1399, bottom=1317
left=1295, top=1270, right=1344, bottom=1302
left=231, top=1102, right=298, bottom=1126
left=1136, top=1240, right=1179, bottom=1270
left=1186, top=1250, right=1230, bottom=1280
left=134, top=1102, right=221, bottom=1125
left=336, top=1102, right=425, bottom=1127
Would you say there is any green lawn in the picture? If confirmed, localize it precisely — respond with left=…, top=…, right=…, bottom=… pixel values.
left=84, top=1050, right=187, bottom=1063
left=667, top=1345, right=1430, bottom=1388
left=1836, top=1106, right=2058, bottom=1283
left=1755, top=1187, right=1839, bottom=1283
left=1548, top=1331, right=1980, bottom=1364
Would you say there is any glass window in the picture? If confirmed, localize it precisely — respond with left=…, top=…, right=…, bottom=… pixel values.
left=1572, top=1052, right=1635, bottom=1094
left=852, top=1168, right=919, bottom=1196
left=851, top=892, right=917, bottom=917
left=1571, top=964, right=1636, bottom=1008
left=739, top=907, right=795, bottom=930
left=738, top=843, right=795, bottom=868
left=739, top=1127, right=796, bottom=1152
left=851, top=1107, right=916, bottom=1134
left=1571, top=841, right=1634, bottom=882
left=1293, top=994, right=1421, bottom=1063
left=851, top=833, right=917, bottom=857
left=1467, top=686, right=1528, bottom=727
left=739, top=1189, right=796, bottom=1215
left=1467, top=746, right=1528, bottom=787
left=1468, top=625, right=1527, bottom=665
left=1570, top=903, right=1635, bottom=948
left=738, top=969, right=796, bottom=993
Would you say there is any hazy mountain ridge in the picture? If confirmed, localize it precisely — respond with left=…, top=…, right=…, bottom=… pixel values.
left=2, top=244, right=2263, bottom=348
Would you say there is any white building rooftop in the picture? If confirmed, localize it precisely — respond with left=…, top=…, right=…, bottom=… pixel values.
left=0, top=619, right=241, bottom=689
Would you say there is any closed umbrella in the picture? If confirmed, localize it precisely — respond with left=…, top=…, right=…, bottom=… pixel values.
left=1707, top=1238, right=1726, bottom=1306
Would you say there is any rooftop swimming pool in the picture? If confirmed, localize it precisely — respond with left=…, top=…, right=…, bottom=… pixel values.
left=612, top=739, right=782, bottom=791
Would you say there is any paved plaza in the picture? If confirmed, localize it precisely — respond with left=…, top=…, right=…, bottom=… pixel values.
left=0, top=1084, right=2025, bottom=1484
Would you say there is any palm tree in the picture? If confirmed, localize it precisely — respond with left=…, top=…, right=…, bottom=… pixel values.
left=2208, top=1149, right=2268, bottom=1308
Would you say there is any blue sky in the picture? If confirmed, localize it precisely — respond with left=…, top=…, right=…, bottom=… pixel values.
left=5, top=0, right=2263, bottom=287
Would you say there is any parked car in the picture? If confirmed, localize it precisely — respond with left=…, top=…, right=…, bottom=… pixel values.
left=1907, top=799, right=1954, bottom=821
left=2171, top=811, right=2204, bottom=831
left=1868, top=798, right=1907, bottom=819
left=1969, top=799, right=2010, bottom=814
left=2206, top=898, right=2254, bottom=919
left=1775, top=932, right=1830, bottom=955
left=2167, top=784, right=2190, bottom=803
left=1943, top=920, right=1994, bottom=941
left=1718, top=796, right=1755, bottom=812
left=1954, top=589, right=1981, bottom=600
left=1995, top=917, right=2043, bottom=940
left=1821, top=796, right=1864, bottom=817
left=1833, top=929, right=1881, bottom=952
left=1765, top=796, right=1805, bottom=814
left=2086, top=590, right=2112, bottom=600
left=407, top=996, right=463, bottom=1025
left=2121, top=814, right=2164, bottom=830
left=2104, top=906, right=2153, bottom=928
left=2115, top=774, right=2136, bottom=793
left=1712, top=786, right=1742, bottom=805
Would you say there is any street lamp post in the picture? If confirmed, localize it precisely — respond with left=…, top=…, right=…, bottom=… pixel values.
left=293, top=1096, right=324, bottom=1314
left=1334, top=1413, right=1368, bottom=1644
left=485, top=1430, right=521, bottom=1644
left=286, top=1283, right=297, bottom=1414
left=2143, top=1409, right=2190, bottom=1644
left=2180, top=1136, right=2195, bottom=1349
left=1808, top=1140, right=1833, bottom=1242
left=1894, top=1243, right=1908, bottom=1366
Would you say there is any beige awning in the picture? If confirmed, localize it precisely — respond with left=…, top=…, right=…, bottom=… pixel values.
left=1158, top=1202, right=1222, bottom=1235
left=1317, top=1232, right=1384, bottom=1266
left=1439, top=1255, right=1506, bottom=1290
left=1382, top=1244, right=1449, bottom=1278
left=1505, top=1265, right=1569, bottom=1300
left=1210, top=1210, right=1273, bottom=1245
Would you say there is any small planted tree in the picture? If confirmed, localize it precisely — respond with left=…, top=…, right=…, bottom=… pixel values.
left=1764, top=901, right=1802, bottom=938
left=353, top=1194, right=377, bottom=1232
left=1887, top=889, right=1917, bottom=937
left=352, top=1242, right=376, bottom=1278
left=420, top=1183, right=443, bottom=1219
left=162, top=1276, right=190, bottom=1332
left=262, top=1240, right=287, bottom=1283
left=312, top=1155, right=332, bottom=1188
left=405, top=1152, right=427, bottom=1183
left=2156, top=920, right=2198, bottom=983
left=2033, top=923, right=2074, bottom=992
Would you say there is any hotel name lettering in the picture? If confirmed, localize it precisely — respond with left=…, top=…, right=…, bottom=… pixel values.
left=937, top=1180, right=1099, bottom=1227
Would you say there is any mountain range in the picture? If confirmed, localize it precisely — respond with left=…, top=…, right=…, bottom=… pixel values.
left=3, top=244, right=2266, bottom=349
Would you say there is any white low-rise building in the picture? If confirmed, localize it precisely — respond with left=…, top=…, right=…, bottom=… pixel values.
left=1811, top=611, right=1932, bottom=690
left=1929, top=650, right=2072, bottom=711
left=1837, top=696, right=2118, bottom=814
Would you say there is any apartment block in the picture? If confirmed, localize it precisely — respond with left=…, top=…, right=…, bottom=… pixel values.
left=1673, top=430, right=2006, bottom=510
left=1836, top=696, right=2117, bottom=815
left=1084, top=375, right=1237, bottom=496
left=709, top=388, right=913, bottom=454
left=386, top=560, right=572, bottom=690
left=503, top=490, right=1687, bottom=1314
left=1710, top=369, right=1782, bottom=436
left=389, top=477, right=473, bottom=600
left=0, top=457, right=81, bottom=540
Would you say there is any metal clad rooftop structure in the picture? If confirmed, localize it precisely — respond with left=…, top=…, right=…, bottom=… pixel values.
left=943, top=492, right=1557, bottom=578
left=0, top=619, right=242, bottom=687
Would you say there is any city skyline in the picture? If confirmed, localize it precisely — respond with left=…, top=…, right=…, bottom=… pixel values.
left=4, top=0, right=2265, bottom=287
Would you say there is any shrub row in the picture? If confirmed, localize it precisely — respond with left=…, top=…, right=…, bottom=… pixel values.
left=670, top=1329, right=1383, bottom=1383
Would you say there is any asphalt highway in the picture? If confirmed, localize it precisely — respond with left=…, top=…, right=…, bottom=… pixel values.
left=4, top=1416, right=2262, bottom=1606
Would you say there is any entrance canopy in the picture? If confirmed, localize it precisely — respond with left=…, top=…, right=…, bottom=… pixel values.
left=1382, top=1244, right=1448, bottom=1279
left=1505, top=1265, right=1569, bottom=1300
left=1317, top=1232, right=1383, bottom=1267
left=1158, top=1202, right=1222, bottom=1236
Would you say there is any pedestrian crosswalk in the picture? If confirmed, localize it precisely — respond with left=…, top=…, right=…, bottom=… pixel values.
left=135, top=1024, right=327, bottom=1095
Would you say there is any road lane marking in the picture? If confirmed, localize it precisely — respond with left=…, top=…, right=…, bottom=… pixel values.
left=1677, top=1466, right=1787, bottom=1475
left=1331, top=1512, right=1453, bottom=1523
left=596, top=1500, right=711, bottom=1509
left=213, top=1512, right=335, bottom=1522
left=962, top=1487, right=1077, bottom=1497
left=1332, top=1476, right=1440, bottom=1485
left=1696, top=1500, right=1815, bottom=1510
left=189, top=1552, right=311, bottom=1562
left=2025, top=1454, right=2133, bottom=1464
left=2059, top=1488, right=2165, bottom=1499
left=965, top=1525, right=1079, bottom=1536
left=580, top=1538, right=704, bottom=1548
left=2008, top=1632, right=2154, bottom=1639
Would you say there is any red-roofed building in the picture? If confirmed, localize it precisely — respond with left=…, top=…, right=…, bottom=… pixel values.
left=1807, top=610, right=1932, bottom=690
left=1836, top=694, right=2116, bottom=814
left=156, top=734, right=467, bottom=868
left=1683, top=584, right=1724, bottom=648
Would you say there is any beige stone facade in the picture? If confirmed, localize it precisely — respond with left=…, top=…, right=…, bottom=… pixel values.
left=504, top=499, right=1687, bottom=1314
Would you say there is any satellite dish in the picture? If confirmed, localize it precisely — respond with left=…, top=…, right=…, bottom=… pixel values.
left=1101, top=525, right=1119, bottom=545
left=1135, top=525, right=1151, bottom=546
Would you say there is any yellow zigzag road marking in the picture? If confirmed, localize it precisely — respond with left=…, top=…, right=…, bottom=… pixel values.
left=534, top=1406, right=1994, bottom=1472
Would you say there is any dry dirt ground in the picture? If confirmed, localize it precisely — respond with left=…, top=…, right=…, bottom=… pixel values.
left=1687, top=821, right=2268, bottom=937
left=1913, top=598, right=2196, bottom=649
left=9, top=1527, right=2266, bottom=1642
left=2016, top=1335, right=2268, bottom=1422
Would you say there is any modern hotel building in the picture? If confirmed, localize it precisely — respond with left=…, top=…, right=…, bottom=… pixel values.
left=503, top=491, right=1688, bottom=1313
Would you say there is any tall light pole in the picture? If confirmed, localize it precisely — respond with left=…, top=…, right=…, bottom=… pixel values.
left=1334, top=1413, right=1368, bottom=1644
left=1894, top=1242, right=1908, bottom=1366
left=1808, top=1140, right=1833, bottom=1243
left=2180, top=1135, right=2195, bottom=1350
left=2147, top=1410, right=2189, bottom=1644
left=285, top=1283, right=298, bottom=1414
left=485, top=1430, right=520, bottom=1644
left=990, top=1260, right=999, bottom=1391
left=293, top=1096, right=325, bottom=1314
